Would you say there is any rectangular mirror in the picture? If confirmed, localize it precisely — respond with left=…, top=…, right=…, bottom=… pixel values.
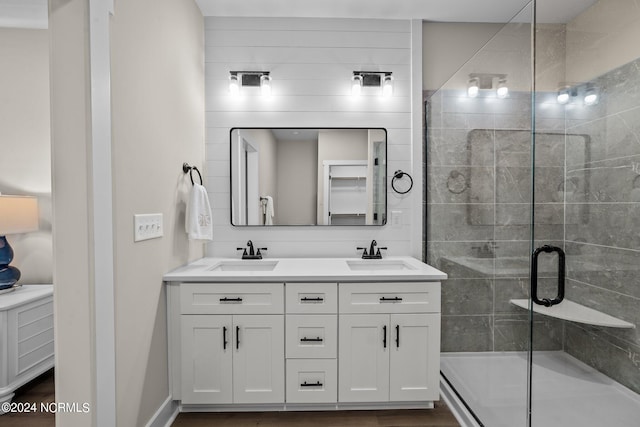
left=230, top=128, right=387, bottom=226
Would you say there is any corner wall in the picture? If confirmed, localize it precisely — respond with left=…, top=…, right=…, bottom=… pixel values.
left=204, top=17, right=419, bottom=258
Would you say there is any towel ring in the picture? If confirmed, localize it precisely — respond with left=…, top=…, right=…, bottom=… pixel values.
left=391, top=170, right=413, bottom=194
left=182, top=162, right=203, bottom=186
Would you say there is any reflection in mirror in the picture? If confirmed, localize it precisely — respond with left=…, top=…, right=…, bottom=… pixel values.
left=230, top=128, right=387, bottom=226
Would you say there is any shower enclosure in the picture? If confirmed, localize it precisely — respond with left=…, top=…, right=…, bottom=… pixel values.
left=425, top=1, right=640, bottom=426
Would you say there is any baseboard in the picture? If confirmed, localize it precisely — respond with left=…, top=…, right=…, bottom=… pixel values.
left=145, top=395, right=179, bottom=427
left=439, top=374, right=481, bottom=427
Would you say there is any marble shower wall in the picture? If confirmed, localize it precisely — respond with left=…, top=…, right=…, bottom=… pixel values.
left=426, top=89, right=565, bottom=353
left=561, top=57, right=640, bottom=394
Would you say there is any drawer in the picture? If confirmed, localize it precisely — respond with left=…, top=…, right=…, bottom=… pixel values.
left=286, top=315, right=336, bottom=359
left=286, top=283, right=337, bottom=314
left=180, top=283, right=284, bottom=314
left=339, top=282, right=440, bottom=314
left=286, top=359, right=337, bottom=404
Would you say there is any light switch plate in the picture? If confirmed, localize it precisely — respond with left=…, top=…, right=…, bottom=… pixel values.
left=134, top=213, right=163, bottom=242
left=391, top=210, right=403, bottom=228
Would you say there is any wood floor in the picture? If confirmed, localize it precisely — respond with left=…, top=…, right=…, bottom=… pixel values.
left=1, top=369, right=55, bottom=427
left=1, top=371, right=461, bottom=427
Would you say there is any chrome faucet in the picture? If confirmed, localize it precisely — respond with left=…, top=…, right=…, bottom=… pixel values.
left=357, top=240, right=387, bottom=259
left=237, top=240, right=267, bottom=260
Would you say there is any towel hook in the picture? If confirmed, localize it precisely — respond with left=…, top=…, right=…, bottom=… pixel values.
left=182, top=162, right=203, bottom=186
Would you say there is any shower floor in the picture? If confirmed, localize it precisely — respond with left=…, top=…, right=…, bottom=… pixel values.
left=441, top=351, right=640, bottom=427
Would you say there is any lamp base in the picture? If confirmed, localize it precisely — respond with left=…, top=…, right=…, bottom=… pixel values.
left=0, top=236, right=20, bottom=289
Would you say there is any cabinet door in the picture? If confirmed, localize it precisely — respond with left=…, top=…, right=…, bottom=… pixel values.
left=389, top=313, right=441, bottom=402
left=338, top=314, right=389, bottom=402
left=180, top=315, right=232, bottom=404
left=233, top=315, right=284, bottom=404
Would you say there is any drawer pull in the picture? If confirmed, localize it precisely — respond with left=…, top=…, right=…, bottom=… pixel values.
left=300, top=337, right=323, bottom=343
left=236, top=326, right=240, bottom=349
left=223, top=326, right=228, bottom=350
left=395, top=324, right=400, bottom=348
left=300, top=381, right=323, bottom=388
left=300, top=297, right=324, bottom=302
left=220, top=297, right=243, bottom=303
left=379, top=296, right=403, bottom=303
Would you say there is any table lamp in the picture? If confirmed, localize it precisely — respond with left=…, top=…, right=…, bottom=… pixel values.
left=0, top=195, right=39, bottom=289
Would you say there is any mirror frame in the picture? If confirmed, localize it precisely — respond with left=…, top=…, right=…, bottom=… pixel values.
left=229, top=127, right=388, bottom=227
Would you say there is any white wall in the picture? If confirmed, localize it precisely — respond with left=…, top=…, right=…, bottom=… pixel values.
left=277, top=139, right=317, bottom=225
left=205, top=17, right=418, bottom=257
left=0, top=28, right=52, bottom=284
left=109, top=0, right=204, bottom=425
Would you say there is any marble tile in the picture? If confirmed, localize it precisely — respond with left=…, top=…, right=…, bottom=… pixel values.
left=566, top=203, right=640, bottom=250
left=441, top=278, right=494, bottom=315
left=441, top=315, right=493, bottom=352
left=427, top=203, right=494, bottom=242
left=565, top=322, right=640, bottom=395
left=565, top=242, right=640, bottom=299
left=494, top=314, right=563, bottom=352
left=427, top=166, right=493, bottom=204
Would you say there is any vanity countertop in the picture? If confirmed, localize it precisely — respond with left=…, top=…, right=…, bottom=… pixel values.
left=163, top=256, right=446, bottom=282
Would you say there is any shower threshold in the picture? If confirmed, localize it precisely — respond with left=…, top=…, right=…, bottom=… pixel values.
left=441, top=351, right=640, bottom=427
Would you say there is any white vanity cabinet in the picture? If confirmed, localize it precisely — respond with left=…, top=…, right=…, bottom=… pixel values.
left=165, top=257, right=447, bottom=413
left=338, top=282, right=441, bottom=403
left=177, top=283, right=284, bottom=405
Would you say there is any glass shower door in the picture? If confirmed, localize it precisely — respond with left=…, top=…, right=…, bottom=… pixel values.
left=529, top=0, right=640, bottom=425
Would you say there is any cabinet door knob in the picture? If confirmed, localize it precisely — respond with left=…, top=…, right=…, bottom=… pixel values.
left=236, top=326, right=240, bottom=349
left=395, top=325, right=400, bottom=348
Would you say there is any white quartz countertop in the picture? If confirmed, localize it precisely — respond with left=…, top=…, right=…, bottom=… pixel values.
left=163, top=256, right=447, bottom=282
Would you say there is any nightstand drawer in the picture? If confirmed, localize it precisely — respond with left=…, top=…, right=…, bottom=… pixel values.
left=180, top=283, right=284, bottom=314
left=286, top=359, right=337, bottom=403
left=286, top=283, right=337, bottom=314
left=286, top=315, right=336, bottom=359
left=339, top=282, right=440, bottom=314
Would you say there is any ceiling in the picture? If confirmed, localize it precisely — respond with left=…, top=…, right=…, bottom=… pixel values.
left=0, top=0, right=598, bottom=29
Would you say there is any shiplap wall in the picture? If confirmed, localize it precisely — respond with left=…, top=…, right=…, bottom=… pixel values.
left=204, top=17, right=419, bottom=258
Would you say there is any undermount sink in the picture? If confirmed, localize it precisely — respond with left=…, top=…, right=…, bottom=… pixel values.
left=208, top=260, right=279, bottom=272
left=346, top=260, right=415, bottom=271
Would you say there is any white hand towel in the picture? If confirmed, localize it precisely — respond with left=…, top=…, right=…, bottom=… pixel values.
left=265, top=196, right=274, bottom=226
left=186, top=184, right=213, bottom=240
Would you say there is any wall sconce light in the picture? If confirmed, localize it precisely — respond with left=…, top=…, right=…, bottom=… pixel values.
left=496, top=78, right=509, bottom=98
left=555, top=83, right=598, bottom=106
left=229, top=71, right=271, bottom=96
left=467, top=73, right=508, bottom=98
left=352, top=71, right=393, bottom=97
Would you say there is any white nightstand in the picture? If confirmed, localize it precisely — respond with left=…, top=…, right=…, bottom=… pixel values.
left=0, top=284, right=54, bottom=411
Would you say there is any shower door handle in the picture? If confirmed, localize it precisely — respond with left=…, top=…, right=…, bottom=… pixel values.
left=531, top=245, right=565, bottom=307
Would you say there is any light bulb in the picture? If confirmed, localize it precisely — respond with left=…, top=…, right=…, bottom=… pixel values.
left=467, top=78, right=479, bottom=98
left=382, top=75, right=393, bottom=97
left=260, top=74, right=272, bottom=97
left=496, top=79, right=508, bottom=98
left=352, top=74, right=363, bottom=96
left=229, top=74, right=239, bottom=95
left=557, top=90, right=570, bottom=105
left=584, top=87, right=598, bottom=106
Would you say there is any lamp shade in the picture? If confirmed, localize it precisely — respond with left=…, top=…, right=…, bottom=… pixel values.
left=0, top=195, right=39, bottom=235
